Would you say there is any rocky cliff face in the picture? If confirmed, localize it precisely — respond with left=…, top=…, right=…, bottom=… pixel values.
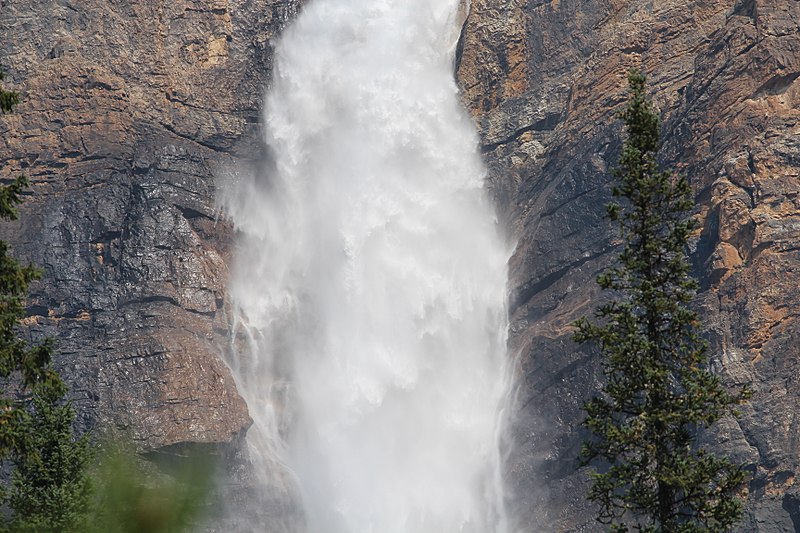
left=458, top=0, right=800, bottom=530
left=0, top=0, right=302, bottom=451
left=2, top=0, right=799, bottom=531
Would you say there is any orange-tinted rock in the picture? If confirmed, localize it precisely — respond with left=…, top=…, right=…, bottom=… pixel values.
left=0, top=0, right=303, bottom=451
left=459, top=0, right=800, bottom=530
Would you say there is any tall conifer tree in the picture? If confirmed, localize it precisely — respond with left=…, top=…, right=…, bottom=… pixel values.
left=574, top=71, right=749, bottom=532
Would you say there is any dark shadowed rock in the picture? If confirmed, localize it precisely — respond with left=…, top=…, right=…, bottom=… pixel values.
left=0, top=0, right=305, bottom=452
left=2, top=0, right=800, bottom=531
left=0, top=4, right=307, bottom=529
left=1, top=0, right=310, bottom=529
left=459, top=0, right=800, bottom=530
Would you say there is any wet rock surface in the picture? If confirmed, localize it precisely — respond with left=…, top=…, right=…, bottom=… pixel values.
left=1, top=0, right=309, bottom=528
left=459, top=0, right=800, bottom=530
left=2, top=0, right=799, bottom=531
left=0, top=0, right=301, bottom=497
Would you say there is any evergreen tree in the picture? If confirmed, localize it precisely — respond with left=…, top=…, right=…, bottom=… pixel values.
left=0, top=64, right=92, bottom=532
left=574, top=70, right=750, bottom=532
left=7, top=384, right=92, bottom=533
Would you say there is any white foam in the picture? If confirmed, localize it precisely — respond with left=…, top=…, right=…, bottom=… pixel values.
left=218, top=1, right=512, bottom=531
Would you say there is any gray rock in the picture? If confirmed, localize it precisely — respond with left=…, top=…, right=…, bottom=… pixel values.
left=459, top=0, right=800, bottom=530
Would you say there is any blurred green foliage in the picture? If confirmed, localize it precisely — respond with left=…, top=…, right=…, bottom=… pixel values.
left=0, top=63, right=216, bottom=533
left=86, top=440, right=215, bottom=533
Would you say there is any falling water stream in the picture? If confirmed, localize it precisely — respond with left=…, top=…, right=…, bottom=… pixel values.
left=218, top=0, right=512, bottom=531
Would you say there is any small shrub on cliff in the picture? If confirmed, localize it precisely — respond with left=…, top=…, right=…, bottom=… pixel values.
left=574, top=70, right=750, bottom=531
left=0, top=69, right=20, bottom=114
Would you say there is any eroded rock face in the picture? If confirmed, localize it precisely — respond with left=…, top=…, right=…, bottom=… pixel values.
left=459, top=0, right=800, bottom=530
left=0, top=0, right=302, bottom=451
left=2, top=0, right=798, bottom=530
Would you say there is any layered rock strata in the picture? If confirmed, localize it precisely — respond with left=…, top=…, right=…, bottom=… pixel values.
left=458, top=0, right=800, bottom=530
left=2, top=0, right=800, bottom=531
left=0, top=0, right=302, bottom=451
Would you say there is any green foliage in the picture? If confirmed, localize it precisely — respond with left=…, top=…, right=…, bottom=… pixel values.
left=6, top=385, right=93, bottom=533
left=0, top=69, right=20, bottom=115
left=87, top=441, right=215, bottom=533
left=0, top=63, right=92, bottom=532
left=0, top=68, right=49, bottom=421
left=0, top=59, right=212, bottom=533
left=574, top=70, right=750, bottom=532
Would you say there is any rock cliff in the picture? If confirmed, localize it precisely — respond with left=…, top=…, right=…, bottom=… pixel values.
left=2, top=0, right=799, bottom=531
left=0, top=0, right=302, bottom=451
left=458, top=0, right=800, bottom=530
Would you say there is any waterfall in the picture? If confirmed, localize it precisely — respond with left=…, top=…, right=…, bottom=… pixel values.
left=217, top=0, right=512, bottom=531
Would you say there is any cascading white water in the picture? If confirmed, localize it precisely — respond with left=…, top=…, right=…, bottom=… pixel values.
left=218, top=0, right=512, bottom=531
